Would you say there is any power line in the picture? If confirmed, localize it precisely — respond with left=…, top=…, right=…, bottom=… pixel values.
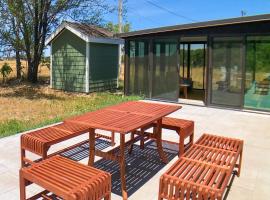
left=128, top=6, right=163, bottom=26
left=145, top=0, right=197, bottom=23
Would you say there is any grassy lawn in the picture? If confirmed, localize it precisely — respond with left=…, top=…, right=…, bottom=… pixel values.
left=0, top=83, right=140, bottom=138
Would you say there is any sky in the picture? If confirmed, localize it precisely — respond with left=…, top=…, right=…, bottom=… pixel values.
left=104, top=0, right=270, bottom=31
left=4, top=0, right=270, bottom=57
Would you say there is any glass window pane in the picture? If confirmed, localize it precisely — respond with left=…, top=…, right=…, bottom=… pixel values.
left=152, top=38, right=178, bottom=101
left=128, top=41, right=135, bottom=94
left=211, top=37, right=243, bottom=107
left=244, top=36, right=270, bottom=111
left=128, top=40, right=149, bottom=96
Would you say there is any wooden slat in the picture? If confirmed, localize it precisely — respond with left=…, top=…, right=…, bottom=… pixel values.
left=158, top=133, right=244, bottom=200
left=20, top=156, right=111, bottom=200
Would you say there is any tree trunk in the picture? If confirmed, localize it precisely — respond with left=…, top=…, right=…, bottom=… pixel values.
left=27, top=59, right=39, bottom=83
left=15, top=50, right=22, bottom=79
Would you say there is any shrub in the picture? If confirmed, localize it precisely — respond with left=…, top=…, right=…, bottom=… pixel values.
left=0, top=62, right=12, bottom=84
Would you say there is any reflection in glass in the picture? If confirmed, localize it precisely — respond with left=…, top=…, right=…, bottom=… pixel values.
left=128, top=40, right=149, bottom=96
left=152, top=39, right=178, bottom=101
left=211, top=37, right=243, bottom=107
left=244, top=36, right=270, bottom=111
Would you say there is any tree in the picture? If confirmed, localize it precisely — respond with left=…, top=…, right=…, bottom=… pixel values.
left=0, top=1, right=23, bottom=80
left=105, top=21, right=131, bottom=33
left=2, top=0, right=112, bottom=83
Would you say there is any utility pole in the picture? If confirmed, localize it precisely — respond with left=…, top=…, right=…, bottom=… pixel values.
left=118, top=0, right=123, bottom=83
left=118, top=0, right=123, bottom=33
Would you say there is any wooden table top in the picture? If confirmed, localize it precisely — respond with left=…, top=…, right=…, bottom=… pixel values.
left=65, top=101, right=181, bottom=134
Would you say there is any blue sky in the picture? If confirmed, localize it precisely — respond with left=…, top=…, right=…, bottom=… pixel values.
left=104, top=0, right=270, bottom=31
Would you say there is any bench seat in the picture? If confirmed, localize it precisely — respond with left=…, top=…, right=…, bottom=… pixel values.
left=158, top=133, right=243, bottom=200
left=20, top=155, right=111, bottom=200
left=20, top=121, right=114, bottom=167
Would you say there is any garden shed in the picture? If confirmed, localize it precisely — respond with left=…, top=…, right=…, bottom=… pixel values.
left=45, top=21, right=123, bottom=93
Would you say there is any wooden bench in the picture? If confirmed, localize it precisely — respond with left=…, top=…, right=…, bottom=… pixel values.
left=20, top=155, right=111, bottom=200
left=21, top=121, right=114, bottom=167
left=158, top=133, right=243, bottom=200
left=139, top=117, right=194, bottom=157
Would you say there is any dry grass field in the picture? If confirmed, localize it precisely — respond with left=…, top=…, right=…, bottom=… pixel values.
left=0, top=60, right=50, bottom=83
left=0, top=60, right=138, bottom=138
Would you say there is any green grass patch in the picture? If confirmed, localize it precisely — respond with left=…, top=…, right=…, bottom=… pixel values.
left=0, top=92, right=141, bottom=138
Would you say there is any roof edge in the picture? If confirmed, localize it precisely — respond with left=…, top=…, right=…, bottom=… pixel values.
left=45, top=21, right=124, bottom=45
left=118, top=13, right=270, bottom=38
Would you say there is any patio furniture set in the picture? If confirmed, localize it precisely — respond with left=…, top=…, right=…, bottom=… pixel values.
left=19, top=101, right=243, bottom=200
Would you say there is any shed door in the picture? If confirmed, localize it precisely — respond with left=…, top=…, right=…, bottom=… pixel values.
left=151, top=38, right=179, bottom=102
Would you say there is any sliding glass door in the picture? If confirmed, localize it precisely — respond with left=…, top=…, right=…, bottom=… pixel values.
left=244, top=36, right=270, bottom=111
left=128, top=40, right=150, bottom=97
left=210, top=37, right=244, bottom=107
left=152, top=38, right=179, bottom=101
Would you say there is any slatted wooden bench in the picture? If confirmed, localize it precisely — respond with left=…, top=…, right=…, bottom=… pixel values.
left=21, top=121, right=114, bottom=167
left=20, top=155, right=111, bottom=200
left=139, top=117, right=194, bottom=157
left=158, top=133, right=243, bottom=200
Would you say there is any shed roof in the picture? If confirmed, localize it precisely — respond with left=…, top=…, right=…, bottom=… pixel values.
left=64, top=21, right=114, bottom=38
left=119, top=14, right=270, bottom=38
left=45, top=21, right=123, bottom=45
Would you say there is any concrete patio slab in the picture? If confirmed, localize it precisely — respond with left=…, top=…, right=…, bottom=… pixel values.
left=0, top=102, right=269, bottom=200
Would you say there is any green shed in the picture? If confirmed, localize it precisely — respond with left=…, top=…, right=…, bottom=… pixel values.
left=45, top=21, right=123, bottom=93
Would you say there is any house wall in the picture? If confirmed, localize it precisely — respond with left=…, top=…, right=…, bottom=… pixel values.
left=123, top=21, right=270, bottom=111
left=51, top=29, right=86, bottom=92
left=89, top=43, right=118, bottom=92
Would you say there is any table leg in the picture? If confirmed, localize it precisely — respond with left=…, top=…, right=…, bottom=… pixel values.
left=128, top=131, right=135, bottom=154
left=155, top=119, right=168, bottom=163
left=88, top=128, right=96, bottom=166
left=119, top=134, right=128, bottom=200
left=140, top=128, right=145, bottom=150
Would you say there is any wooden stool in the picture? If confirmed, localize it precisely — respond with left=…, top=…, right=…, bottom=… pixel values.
left=20, top=155, right=111, bottom=200
left=139, top=117, right=194, bottom=157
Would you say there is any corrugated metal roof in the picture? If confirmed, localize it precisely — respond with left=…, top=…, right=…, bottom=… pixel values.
left=118, top=14, right=270, bottom=38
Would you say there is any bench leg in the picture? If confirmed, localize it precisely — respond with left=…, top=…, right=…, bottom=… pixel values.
left=42, top=149, right=48, bottom=160
left=111, top=131, right=115, bottom=146
left=21, top=148, right=25, bottom=168
left=190, top=132, right=194, bottom=144
left=104, top=193, right=111, bottom=200
left=179, top=130, right=185, bottom=157
left=88, top=128, right=96, bottom=166
left=237, top=148, right=243, bottom=177
left=19, top=170, right=26, bottom=200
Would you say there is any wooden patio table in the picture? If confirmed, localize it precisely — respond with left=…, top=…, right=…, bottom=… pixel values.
left=65, top=101, right=181, bottom=200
